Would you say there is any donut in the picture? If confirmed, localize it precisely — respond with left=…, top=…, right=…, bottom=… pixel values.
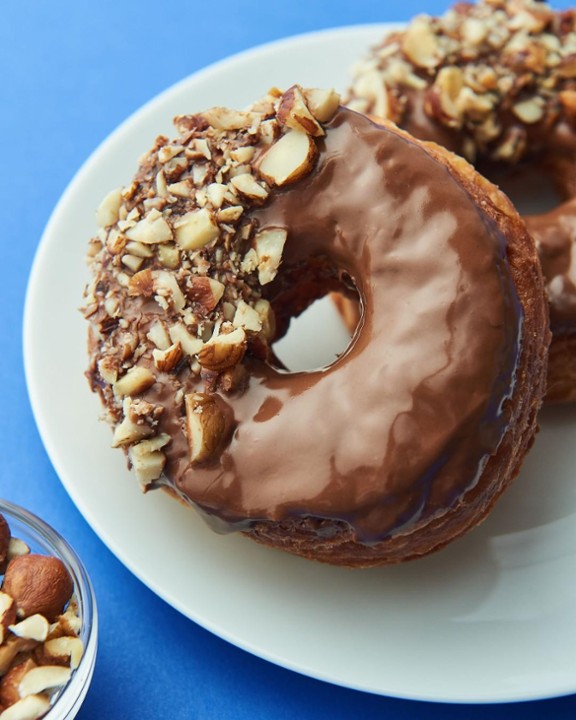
left=346, top=0, right=576, bottom=402
left=82, top=85, right=549, bottom=567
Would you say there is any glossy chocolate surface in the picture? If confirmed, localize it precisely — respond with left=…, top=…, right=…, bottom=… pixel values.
left=526, top=201, right=576, bottom=333
left=152, top=110, right=522, bottom=542
left=397, top=88, right=576, bottom=339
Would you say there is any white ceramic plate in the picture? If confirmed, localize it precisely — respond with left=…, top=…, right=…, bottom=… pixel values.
left=24, top=25, right=576, bottom=704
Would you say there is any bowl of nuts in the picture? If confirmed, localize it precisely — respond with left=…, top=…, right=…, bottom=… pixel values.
left=0, top=499, right=97, bottom=719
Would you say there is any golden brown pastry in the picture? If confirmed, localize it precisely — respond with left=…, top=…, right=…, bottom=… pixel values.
left=83, top=86, right=549, bottom=566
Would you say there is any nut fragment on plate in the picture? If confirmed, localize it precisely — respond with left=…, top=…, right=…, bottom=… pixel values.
left=0, top=513, right=83, bottom=719
left=81, top=84, right=341, bottom=487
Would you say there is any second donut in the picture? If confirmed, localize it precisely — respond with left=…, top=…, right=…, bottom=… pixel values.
left=346, top=0, right=576, bottom=401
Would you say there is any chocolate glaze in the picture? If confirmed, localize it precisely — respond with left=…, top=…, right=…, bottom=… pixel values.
left=143, top=109, right=522, bottom=543
left=398, top=91, right=576, bottom=339
left=526, top=201, right=576, bottom=333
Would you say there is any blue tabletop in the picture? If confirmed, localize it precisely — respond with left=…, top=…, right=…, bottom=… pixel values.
left=2, top=1, right=576, bottom=718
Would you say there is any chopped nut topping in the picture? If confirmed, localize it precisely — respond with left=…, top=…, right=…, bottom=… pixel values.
left=157, top=243, right=180, bottom=269
left=301, top=87, right=340, bottom=123
left=112, top=398, right=156, bottom=447
left=345, top=0, right=576, bottom=163
left=401, top=15, right=441, bottom=69
left=113, top=367, right=156, bottom=398
left=197, top=107, right=261, bottom=131
left=168, top=322, right=204, bottom=356
left=82, top=85, right=337, bottom=482
left=146, top=320, right=171, bottom=350
left=184, top=393, right=228, bottom=463
left=128, top=434, right=171, bottom=487
left=229, top=173, right=269, bottom=201
left=152, top=271, right=185, bottom=312
left=232, top=300, right=263, bottom=333
left=187, top=276, right=225, bottom=313
left=198, top=327, right=247, bottom=371
left=512, top=97, right=545, bottom=123
left=433, top=66, right=465, bottom=125
left=125, top=208, right=173, bottom=245
left=277, top=85, right=326, bottom=137
left=152, top=342, right=183, bottom=372
left=173, top=208, right=219, bottom=251
left=254, top=228, right=287, bottom=285
left=257, top=129, right=318, bottom=186
left=96, top=188, right=123, bottom=228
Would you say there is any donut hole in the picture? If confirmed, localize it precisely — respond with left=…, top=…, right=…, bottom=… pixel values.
left=478, top=161, right=565, bottom=215
left=271, top=281, right=361, bottom=373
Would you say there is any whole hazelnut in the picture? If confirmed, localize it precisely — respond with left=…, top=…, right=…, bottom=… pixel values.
left=3, top=555, right=73, bottom=621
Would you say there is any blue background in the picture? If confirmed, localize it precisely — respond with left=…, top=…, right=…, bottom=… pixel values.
left=2, top=1, right=575, bottom=718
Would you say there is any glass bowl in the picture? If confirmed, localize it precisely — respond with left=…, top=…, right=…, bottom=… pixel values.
left=0, top=499, right=97, bottom=719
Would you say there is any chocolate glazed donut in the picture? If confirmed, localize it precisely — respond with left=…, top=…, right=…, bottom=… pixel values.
left=83, top=88, right=549, bottom=567
left=345, top=0, right=576, bottom=402
left=240, top=113, right=548, bottom=565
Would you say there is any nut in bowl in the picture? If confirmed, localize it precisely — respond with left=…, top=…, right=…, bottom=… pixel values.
left=0, top=501, right=97, bottom=719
